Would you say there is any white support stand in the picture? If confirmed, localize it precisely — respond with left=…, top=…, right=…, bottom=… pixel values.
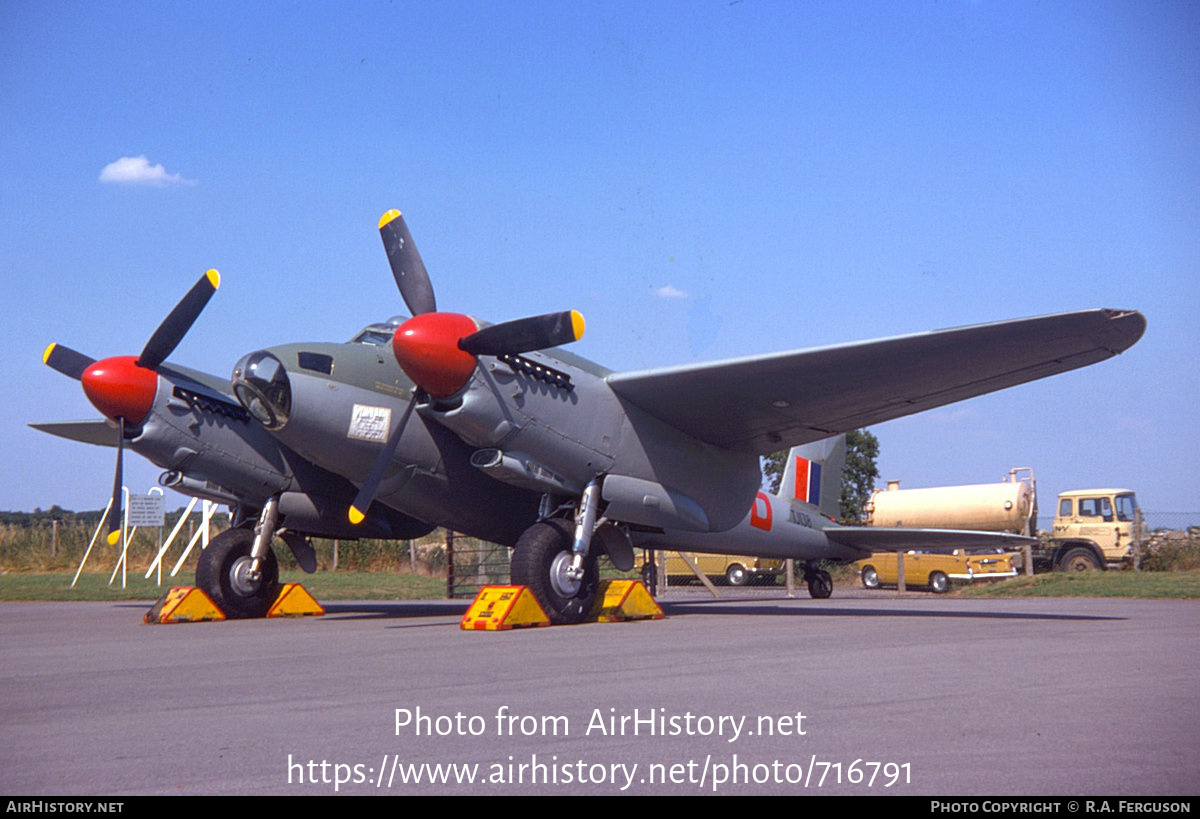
left=150, top=485, right=164, bottom=581
left=169, top=500, right=216, bottom=578
left=145, top=495, right=200, bottom=582
left=71, top=498, right=112, bottom=588
left=108, top=486, right=134, bottom=588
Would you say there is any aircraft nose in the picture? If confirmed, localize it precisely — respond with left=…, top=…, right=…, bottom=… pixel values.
left=80, top=355, right=157, bottom=424
left=232, top=350, right=292, bottom=429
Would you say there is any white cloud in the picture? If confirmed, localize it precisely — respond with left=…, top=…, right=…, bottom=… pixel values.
left=653, top=284, right=688, bottom=299
left=98, top=155, right=196, bottom=187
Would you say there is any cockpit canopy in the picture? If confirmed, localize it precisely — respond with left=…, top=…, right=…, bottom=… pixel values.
left=350, top=316, right=408, bottom=347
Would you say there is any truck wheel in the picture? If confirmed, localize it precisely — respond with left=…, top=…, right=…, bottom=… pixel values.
left=928, top=571, right=950, bottom=594
left=1060, top=547, right=1102, bottom=572
left=861, top=566, right=880, bottom=589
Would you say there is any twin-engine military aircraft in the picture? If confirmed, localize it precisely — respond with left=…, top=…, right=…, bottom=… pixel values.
left=36, top=210, right=1146, bottom=621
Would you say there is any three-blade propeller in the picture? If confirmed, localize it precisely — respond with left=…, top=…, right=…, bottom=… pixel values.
left=347, top=210, right=585, bottom=524
left=42, top=270, right=220, bottom=544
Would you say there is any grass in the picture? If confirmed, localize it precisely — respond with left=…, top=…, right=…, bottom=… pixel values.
left=953, top=570, right=1200, bottom=599
left=0, top=570, right=447, bottom=602
left=4, top=568, right=1199, bottom=603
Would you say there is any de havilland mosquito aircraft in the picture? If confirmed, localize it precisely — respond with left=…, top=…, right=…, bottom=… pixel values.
left=37, top=209, right=1146, bottom=621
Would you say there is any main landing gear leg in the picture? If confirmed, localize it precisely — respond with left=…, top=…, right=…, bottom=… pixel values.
left=566, top=478, right=602, bottom=581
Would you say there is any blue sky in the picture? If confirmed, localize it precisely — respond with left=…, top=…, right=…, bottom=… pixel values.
left=3, top=0, right=1197, bottom=528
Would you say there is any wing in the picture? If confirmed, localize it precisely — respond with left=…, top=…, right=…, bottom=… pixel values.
left=29, top=420, right=118, bottom=447
left=606, top=308, right=1144, bottom=454
left=823, top=525, right=1036, bottom=556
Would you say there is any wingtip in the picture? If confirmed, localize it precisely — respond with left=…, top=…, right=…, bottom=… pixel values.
left=1102, top=308, right=1147, bottom=353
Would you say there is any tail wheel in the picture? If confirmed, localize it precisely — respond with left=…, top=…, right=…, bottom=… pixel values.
left=196, top=527, right=279, bottom=619
left=928, top=571, right=950, bottom=594
left=510, top=518, right=599, bottom=625
left=807, top=569, right=833, bottom=599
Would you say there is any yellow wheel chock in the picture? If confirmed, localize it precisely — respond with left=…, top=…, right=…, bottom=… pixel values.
left=266, top=583, right=325, bottom=617
left=144, top=583, right=324, bottom=624
left=461, top=580, right=664, bottom=630
left=461, top=585, right=551, bottom=630
left=588, top=579, right=664, bottom=622
left=143, top=586, right=225, bottom=624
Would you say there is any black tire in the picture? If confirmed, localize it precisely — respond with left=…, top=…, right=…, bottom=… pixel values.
left=807, top=569, right=833, bottom=599
left=928, top=571, right=950, bottom=594
left=196, top=527, right=279, bottom=619
left=725, top=563, right=748, bottom=586
left=861, top=565, right=880, bottom=589
left=510, top=518, right=599, bottom=625
left=1060, top=547, right=1102, bottom=572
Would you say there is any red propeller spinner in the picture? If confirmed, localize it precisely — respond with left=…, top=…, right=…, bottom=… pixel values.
left=390, top=312, right=481, bottom=399
left=79, top=355, right=158, bottom=425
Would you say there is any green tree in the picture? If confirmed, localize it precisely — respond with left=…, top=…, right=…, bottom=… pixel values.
left=839, top=429, right=879, bottom=523
left=760, top=429, right=880, bottom=523
left=761, top=450, right=787, bottom=494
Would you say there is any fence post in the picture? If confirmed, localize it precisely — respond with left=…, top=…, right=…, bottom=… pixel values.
left=445, top=530, right=456, bottom=599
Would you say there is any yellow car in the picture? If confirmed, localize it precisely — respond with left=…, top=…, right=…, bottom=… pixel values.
left=856, top=549, right=1017, bottom=593
left=638, top=552, right=785, bottom=587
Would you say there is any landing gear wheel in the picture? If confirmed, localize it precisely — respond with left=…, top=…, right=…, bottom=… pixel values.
left=929, top=571, right=950, bottom=594
left=196, top=527, right=280, bottom=619
left=861, top=565, right=880, bottom=589
left=725, top=563, right=748, bottom=586
left=807, top=569, right=833, bottom=599
left=510, top=518, right=599, bottom=625
left=1060, top=547, right=1101, bottom=572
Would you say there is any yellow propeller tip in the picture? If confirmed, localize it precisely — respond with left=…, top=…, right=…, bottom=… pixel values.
left=106, top=531, right=120, bottom=546
left=42, top=343, right=56, bottom=364
left=378, top=209, right=402, bottom=230
left=348, top=506, right=365, bottom=525
left=205, top=269, right=221, bottom=289
left=570, top=310, right=585, bottom=341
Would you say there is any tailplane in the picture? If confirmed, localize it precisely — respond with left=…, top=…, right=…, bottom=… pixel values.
left=778, top=435, right=846, bottom=519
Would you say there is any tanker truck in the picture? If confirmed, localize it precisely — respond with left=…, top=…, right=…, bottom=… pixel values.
left=864, top=469, right=1146, bottom=572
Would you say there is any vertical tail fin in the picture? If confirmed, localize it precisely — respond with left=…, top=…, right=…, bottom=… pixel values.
left=778, top=435, right=846, bottom=520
